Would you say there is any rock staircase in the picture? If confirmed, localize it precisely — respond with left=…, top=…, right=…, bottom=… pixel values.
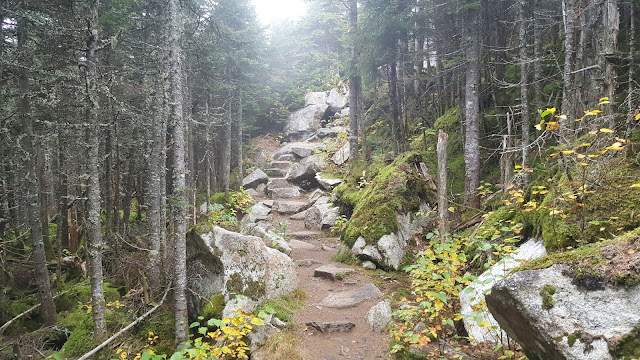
left=244, top=137, right=393, bottom=360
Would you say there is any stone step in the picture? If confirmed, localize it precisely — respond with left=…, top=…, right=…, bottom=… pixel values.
left=268, top=187, right=301, bottom=199
left=265, top=168, right=286, bottom=177
left=290, top=230, right=324, bottom=240
left=289, top=239, right=319, bottom=251
left=269, top=161, right=293, bottom=170
left=267, top=177, right=291, bottom=188
left=275, top=200, right=312, bottom=215
left=313, top=265, right=354, bottom=281
left=296, top=258, right=322, bottom=267
left=319, top=283, right=383, bottom=309
left=278, top=154, right=296, bottom=161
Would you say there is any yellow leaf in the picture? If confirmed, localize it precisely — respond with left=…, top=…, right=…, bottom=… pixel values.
left=556, top=115, right=568, bottom=120
left=534, top=123, right=543, bottom=131
left=250, top=317, right=265, bottom=326
left=448, top=207, right=455, bottom=213
left=635, top=113, right=640, bottom=121
left=600, top=97, right=610, bottom=102
left=561, top=150, right=575, bottom=155
left=631, top=183, right=640, bottom=188
left=600, top=128, right=614, bottom=133
left=579, top=162, right=589, bottom=166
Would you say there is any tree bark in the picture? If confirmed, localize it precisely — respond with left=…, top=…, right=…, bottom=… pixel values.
left=236, top=92, right=243, bottom=182
left=84, top=0, right=107, bottom=341
left=147, top=82, right=164, bottom=292
left=463, top=2, right=481, bottom=209
left=348, top=0, right=359, bottom=162
left=223, top=102, right=232, bottom=199
left=519, top=0, right=531, bottom=185
left=167, top=0, right=189, bottom=344
left=389, top=64, right=401, bottom=155
left=17, top=11, right=57, bottom=326
left=629, top=0, right=635, bottom=111
left=437, top=130, right=449, bottom=236
left=533, top=1, right=544, bottom=108
left=561, top=0, right=577, bottom=139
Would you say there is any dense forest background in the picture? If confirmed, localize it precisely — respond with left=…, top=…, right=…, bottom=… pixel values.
left=1, top=0, right=639, bottom=358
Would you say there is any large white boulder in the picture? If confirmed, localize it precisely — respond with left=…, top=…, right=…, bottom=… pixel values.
left=486, top=262, right=640, bottom=359
left=186, top=227, right=297, bottom=319
left=284, top=104, right=327, bottom=141
left=459, top=239, right=546, bottom=344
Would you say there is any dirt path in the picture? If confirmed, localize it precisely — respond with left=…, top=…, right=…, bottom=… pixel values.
left=253, top=147, right=395, bottom=360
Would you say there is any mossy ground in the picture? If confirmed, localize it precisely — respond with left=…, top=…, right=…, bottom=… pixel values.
left=333, top=152, right=435, bottom=247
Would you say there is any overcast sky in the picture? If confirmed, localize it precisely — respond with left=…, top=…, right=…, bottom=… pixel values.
left=252, top=0, right=308, bottom=25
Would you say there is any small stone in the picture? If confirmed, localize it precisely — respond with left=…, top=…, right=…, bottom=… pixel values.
left=322, top=245, right=336, bottom=252
left=319, top=283, right=383, bottom=308
left=362, top=261, right=377, bottom=270
left=366, top=300, right=392, bottom=332
left=297, top=259, right=321, bottom=267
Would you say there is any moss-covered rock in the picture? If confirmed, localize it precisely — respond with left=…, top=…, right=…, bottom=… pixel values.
left=531, top=159, right=640, bottom=251
left=201, top=293, right=226, bottom=319
left=334, top=152, right=435, bottom=247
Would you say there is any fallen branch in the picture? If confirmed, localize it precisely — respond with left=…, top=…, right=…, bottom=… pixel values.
left=77, top=283, right=171, bottom=360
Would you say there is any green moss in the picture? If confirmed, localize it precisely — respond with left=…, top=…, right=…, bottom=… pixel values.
left=201, top=293, right=225, bottom=319
left=60, top=309, right=94, bottom=357
left=567, top=331, right=582, bottom=347
left=540, top=284, right=556, bottom=310
left=610, top=327, right=640, bottom=359
left=532, top=160, right=640, bottom=251
left=335, top=152, right=435, bottom=247
left=226, top=272, right=265, bottom=300
left=55, top=282, right=121, bottom=312
left=613, top=273, right=640, bottom=288
left=517, top=227, right=640, bottom=273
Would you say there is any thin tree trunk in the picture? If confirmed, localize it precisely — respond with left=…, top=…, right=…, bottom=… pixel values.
left=84, top=0, right=106, bottom=341
left=533, top=2, right=544, bottom=108
left=519, top=0, right=531, bottom=185
left=147, top=82, right=164, bottom=292
left=55, top=133, right=69, bottom=280
left=629, top=0, right=635, bottom=112
left=561, top=0, right=576, bottom=139
left=463, top=3, right=481, bottom=209
left=437, top=130, right=449, bottom=236
left=389, top=64, right=401, bottom=155
left=357, top=80, right=367, bottom=160
left=348, top=0, right=359, bottom=162
left=236, top=92, right=243, bottom=182
left=223, top=104, right=232, bottom=199
left=167, top=0, right=189, bottom=344
left=17, top=12, right=57, bottom=326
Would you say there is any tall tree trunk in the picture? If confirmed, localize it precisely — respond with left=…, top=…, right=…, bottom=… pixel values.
left=167, top=0, right=189, bottom=344
left=348, top=0, right=359, bottom=162
left=147, top=82, right=164, bottom=292
left=463, top=3, right=481, bottom=209
left=17, top=12, right=57, bottom=326
left=533, top=1, right=544, bottom=108
left=629, top=0, right=636, bottom=112
left=236, top=92, right=243, bottom=182
left=84, top=0, right=107, bottom=341
left=223, top=104, right=232, bottom=199
left=561, top=0, right=577, bottom=139
left=389, top=64, right=401, bottom=155
left=55, top=131, right=69, bottom=280
left=519, top=0, right=531, bottom=185
left=437, top=130, right=449, bottom=236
